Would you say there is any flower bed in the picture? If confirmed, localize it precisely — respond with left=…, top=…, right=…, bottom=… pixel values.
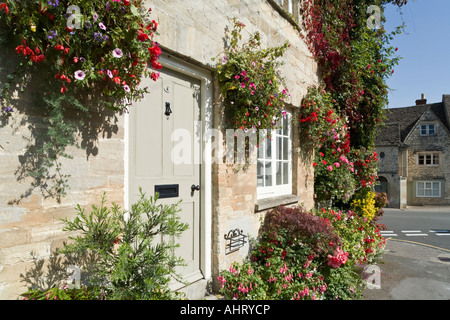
left=217, top=205, right=386, bottom=300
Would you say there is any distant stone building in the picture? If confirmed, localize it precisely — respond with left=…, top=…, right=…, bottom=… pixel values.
left=0, top=0, right=318, bottom=299
left=375, top=94, right=450, bottom=207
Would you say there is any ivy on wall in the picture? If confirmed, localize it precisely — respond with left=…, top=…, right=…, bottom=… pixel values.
left=298, top=0, right=407, bottom=206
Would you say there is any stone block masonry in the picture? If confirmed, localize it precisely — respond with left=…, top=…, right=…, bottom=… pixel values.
left=0, top=101, right=125, bottom=299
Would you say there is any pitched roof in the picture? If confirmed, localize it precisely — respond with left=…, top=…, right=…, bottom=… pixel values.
left=375, top=101, right=449, bottom=145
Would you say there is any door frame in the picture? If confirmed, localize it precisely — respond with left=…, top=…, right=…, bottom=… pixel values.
left=124, top=53, right=213, bottom=284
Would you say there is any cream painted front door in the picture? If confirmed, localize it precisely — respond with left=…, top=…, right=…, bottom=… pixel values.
left=129, top=67, right=203, bottom=287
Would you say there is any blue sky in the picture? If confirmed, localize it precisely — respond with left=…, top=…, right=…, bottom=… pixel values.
left=383, top=0, right=450, bottom=108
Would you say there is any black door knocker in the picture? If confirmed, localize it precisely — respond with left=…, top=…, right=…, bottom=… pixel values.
left=165, top=102, right=172, bottom=118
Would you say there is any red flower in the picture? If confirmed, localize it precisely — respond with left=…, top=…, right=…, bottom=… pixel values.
left=152, top=61, right=162, bottom=70
left=148, top=45, right=162, bottom=57
left=39, top=3, right=47, bottom=14
left=123, top=0, right=130, bottom=5
left=54, top=44, right=65, bottom=51
left=61, top=85, right=67, bottom=94
left=0, top=2, right=9, bottom=15
left=150, top=72, right=159, bottom=81
left=137, top=29, right=149, bottom=42
left=147, top=20, right=158, bottom=32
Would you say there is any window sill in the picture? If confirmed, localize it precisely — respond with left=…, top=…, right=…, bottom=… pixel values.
left=255, top=194, right=300, bottom=212
left=266, top=0, right=300, bottom=32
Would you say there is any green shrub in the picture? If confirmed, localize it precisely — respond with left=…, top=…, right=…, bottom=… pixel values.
left=56, top=189, right=188, bottom=300
left=21, top=285, right=102, bottom=300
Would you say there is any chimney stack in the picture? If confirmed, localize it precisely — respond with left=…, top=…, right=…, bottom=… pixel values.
left=416, top=93, right=427, bottom=105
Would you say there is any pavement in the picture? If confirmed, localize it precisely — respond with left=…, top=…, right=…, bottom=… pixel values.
left=363, top=238, right=450, bottom=300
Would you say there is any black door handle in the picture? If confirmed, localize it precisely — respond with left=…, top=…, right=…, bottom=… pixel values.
left=191, top=184, right=200, bottom=192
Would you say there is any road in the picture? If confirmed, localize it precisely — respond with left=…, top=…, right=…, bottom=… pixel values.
left=378, top=206, right=450, bottom=251
left=363, top=206, right=450, bottom=300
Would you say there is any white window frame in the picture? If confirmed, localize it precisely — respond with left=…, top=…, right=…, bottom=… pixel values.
left=416, top=181, right=441, bottom=198
left=420, top=123, right=436, bottom=136
left=417, top=152, right=440, bottom=166
left=277, top=0, right=294, bottom=14
left=257, top=113, right=292, bottom=199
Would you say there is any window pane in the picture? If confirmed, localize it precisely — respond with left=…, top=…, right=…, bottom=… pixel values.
left=258, top=141, right=264, bottom=159
left=283, top=162, right=289, bottom=184
left=266, top=138, right=272, bottom=159
left=433, top=182, right=440, bottom=197
left=429, top=125, right=435, bottom=135
left=426, top=154, right=432, bottom=164
left=426, top=182, right=432, bottom=189
left=265, top=162, right=272, bottom=187
left=425, top=189, right=432, bottom=197
left=433, top=154, right=439, bottom=165
left=283, top=137, right=289, bottom=160
left=276, top=162, right=282, bottom=186
left=257, top=161, right=264, bottom=187
left=421, top=125, right=427, bottom=135
left=283, top=118, right=289, bottom=136
left=417, top=182, right=424, bottom=196
left=433, top=187, right=440, bottom=197
left=277, top=136, right=282, bottom=160
left=418, top=155, right=424, bottom=165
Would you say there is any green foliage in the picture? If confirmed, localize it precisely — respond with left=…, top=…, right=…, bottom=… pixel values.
left=214, top=18, right=290, bottom=131
left=58, top=189, right=189, bottom=300
left=300, top=0, right=404, bottom=149
left=21, top=285, right=102, bottom=300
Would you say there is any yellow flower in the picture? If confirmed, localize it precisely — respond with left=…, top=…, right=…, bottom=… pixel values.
left=30, top=24, right=36, bottom=32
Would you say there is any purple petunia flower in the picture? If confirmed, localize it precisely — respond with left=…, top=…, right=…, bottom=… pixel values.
left=2, top=106, right=13, bottom=113
left=124, top=85, right=130, bottom=93
left=112, top=48, right=123, bottom=58
left=94, top=32, right=103, bottom=42
left=47, top=30, right=57, bottom=39
left=99, top=22, right=106, bottom=31
left=48, top=0, right=59, bottom=7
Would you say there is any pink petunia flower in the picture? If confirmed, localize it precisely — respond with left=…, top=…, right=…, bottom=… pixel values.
left=74, top=70, right=86, bottom=80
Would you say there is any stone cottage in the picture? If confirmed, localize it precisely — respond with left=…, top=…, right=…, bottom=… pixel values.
left=375, top=94, right=450, bottom=208
left=0, top=0, right=319, bottom=299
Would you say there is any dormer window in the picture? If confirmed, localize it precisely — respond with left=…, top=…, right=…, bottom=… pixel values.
left=420, top=124, right=435, bottom=136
